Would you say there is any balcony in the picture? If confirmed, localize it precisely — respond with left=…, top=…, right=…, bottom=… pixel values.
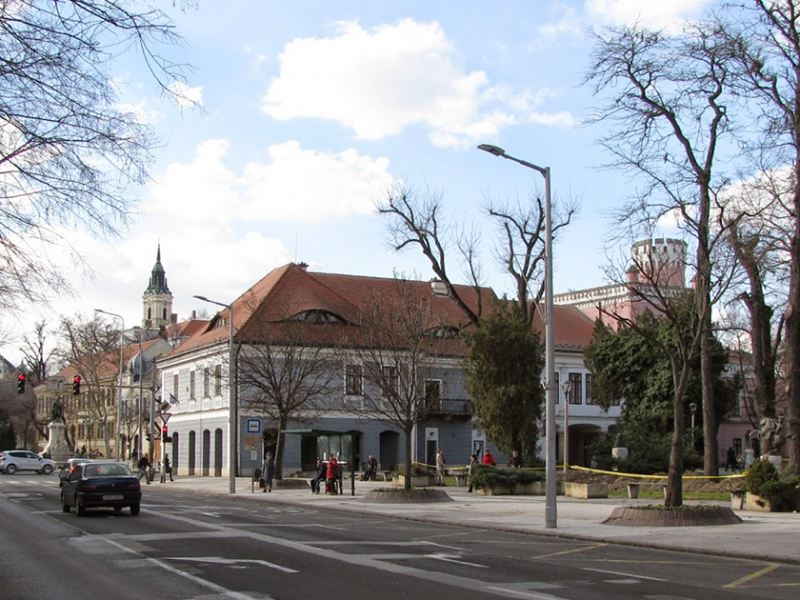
left=425, top=397, right=474, bottom=417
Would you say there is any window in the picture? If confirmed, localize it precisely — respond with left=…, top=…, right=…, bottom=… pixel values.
left=585, top=374, right=597, bottom=405
left=173, top=373, right=179, bottom=402
left=345, top=364, right=362, bottom=396
left=189, top=371, right=196, bottom=400
left=214, top=364, right=222, bottom=396
left=554, top=372, right=560, bottom=404
left=568, top=373, right=582, bottom=405
left=732, top=437, right=743, bottom=458
left=425, top=380, right=442, bottom=407
left=203, top=367, right=210, bottom=398
left=382, top=366, right=398, bottom=397
left=288, top=309, right=345, bottom=324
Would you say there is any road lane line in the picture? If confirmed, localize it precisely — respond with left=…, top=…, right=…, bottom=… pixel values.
left=582, top=567, right=668, bottom=582
left=723, top=564, right=780, bottom=588
left=165, top=556, right=298, bottom=573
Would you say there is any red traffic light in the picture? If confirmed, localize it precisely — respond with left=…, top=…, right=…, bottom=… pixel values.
left=162, top=425, right=168, bottom=435
left=16, top=374, right=25, bottom=393
left=72, top=375, right=82, bottom=395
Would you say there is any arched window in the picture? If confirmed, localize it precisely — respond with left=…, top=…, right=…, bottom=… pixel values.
left=287, top=309, right=345, bottom=324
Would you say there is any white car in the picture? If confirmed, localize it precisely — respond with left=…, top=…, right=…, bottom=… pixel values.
left=0, top=450, right=56, bottom=475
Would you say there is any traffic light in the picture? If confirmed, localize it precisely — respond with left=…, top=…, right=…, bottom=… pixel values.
left=16, top=374, right=25, bottom=394
left=72, top=375, right=81, bottom=395
left=162, top=424, right=168, bottom=439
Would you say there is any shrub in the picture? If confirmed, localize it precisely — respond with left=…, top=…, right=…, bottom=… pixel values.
left=469, top=464, right=544, bottom=490
left=745, top=458, right=778, bottom=497
left=746, top=458, right=799, bottom=511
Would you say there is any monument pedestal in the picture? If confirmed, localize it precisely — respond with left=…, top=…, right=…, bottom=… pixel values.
left=43, top=421, right=71, bottom=464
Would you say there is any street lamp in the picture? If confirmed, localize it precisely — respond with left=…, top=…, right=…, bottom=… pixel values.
left=689, top=401, right=698, bottom=444
left=561, top=379, right=573, bottom=476
left=478, top=143, right=558, bottom=528
left=132, top=327, right=145, bottom=462
left=193, top=294, right=237, bottom=494
left=95, top=308, right=124, bottom=460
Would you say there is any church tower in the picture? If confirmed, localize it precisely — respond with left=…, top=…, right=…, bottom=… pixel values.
left=142, top=245, right=174, bottom=330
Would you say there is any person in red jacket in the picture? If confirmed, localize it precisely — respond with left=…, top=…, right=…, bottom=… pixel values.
left=482, top=450, right=496, bottom=466
left=325, top=455, right=339, bottom=494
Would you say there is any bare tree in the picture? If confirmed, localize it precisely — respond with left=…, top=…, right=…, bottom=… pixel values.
left=340, top=278, right=458, bottom=491
left=584, top=20, right=745, bottom=476
left=378, top=182, right=574, bottom=329
left=236, top=294, right=339, bottom=480
left=0, top=1, right=192, bottom=312
left=719, top=0, right=800, bottom=473
left=58, top=315, right=121, bottom=457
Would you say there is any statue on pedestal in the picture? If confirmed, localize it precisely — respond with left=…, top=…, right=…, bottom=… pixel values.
left=44, top=397, right=70, bottom=463
left=50, top=398, right=64, bottom=423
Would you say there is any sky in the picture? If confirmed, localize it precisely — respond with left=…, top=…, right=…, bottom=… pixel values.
left=0, top=0, right=719, bottom=365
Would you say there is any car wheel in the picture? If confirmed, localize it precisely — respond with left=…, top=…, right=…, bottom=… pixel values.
left=130, top=503, right=140, bottom=516
left=6, top=464, right=17, bottom=475
left=42, top=465, right=54, bottom=475
left=76, top=497, right=86, bottom=517
left=61, top=493, right=70, bottom=513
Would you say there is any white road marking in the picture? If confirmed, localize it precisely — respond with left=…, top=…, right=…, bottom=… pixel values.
left=165, top=556, right=298, bottom=573
left=583, top=567, right=668, bottom=582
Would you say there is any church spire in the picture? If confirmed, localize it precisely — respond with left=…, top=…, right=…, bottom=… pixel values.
left=142, top=244, right=173, bottom=329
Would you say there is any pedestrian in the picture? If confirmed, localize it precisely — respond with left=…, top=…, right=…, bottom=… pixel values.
left=164, top=455, right=174, bottom=482
left=361, top=455, right=378, bottom=481
left=725, top=447, right=737, bottom=472
left=508, top=450, right=523, bottom=468
left=435, top=448, right=446, bottom=486
left=467, top=454, right=479, bottom=493
left=482, top=449, right=496, bottom=466
left=326, top=454, right=339, bottom=494
left=262, top=452, right=275, bottom=493
left=137, top=453, right=151, bottom=484
left=310, top=458, right=326, bottom=494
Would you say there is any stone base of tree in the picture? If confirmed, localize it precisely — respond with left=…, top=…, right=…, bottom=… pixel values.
left=604, top=506, right=741, bottom=527
left=745, top=492, right=775, bottom=512
left=363, top=488, right=453, bottom=504
left=565, top=482, right=608, bottom=499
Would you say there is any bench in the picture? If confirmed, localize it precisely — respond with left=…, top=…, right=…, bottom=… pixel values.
left=450, top=470, right=468, bottom=486
left=626, top=482, right=667, bottom=499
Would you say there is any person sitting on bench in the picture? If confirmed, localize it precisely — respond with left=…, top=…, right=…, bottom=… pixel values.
left=310, top=458, right=326, bottom=494
left=361, top=455, right=378, bottom=481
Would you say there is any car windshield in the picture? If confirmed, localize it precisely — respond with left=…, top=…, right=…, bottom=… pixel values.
left=83, top=464, right=133, bottom=478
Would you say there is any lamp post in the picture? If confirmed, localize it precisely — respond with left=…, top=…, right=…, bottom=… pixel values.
left=561, top=379, right=573, bottom=476
left=689, top=401, right=698, bottom=445
left=193, top=294, right=236, bottom=494
left=132, top=327, right=145, bottom=462
left=95, top=309, right=124, bottom=460
left=478, top=143, right=558, bottom=528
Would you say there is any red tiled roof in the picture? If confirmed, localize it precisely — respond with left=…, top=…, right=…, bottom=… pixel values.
left=52, top=337, right=167, bottom=381
left=165, top=263, right=598, bottom=361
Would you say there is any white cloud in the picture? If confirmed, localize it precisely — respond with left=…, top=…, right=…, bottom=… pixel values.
left=586, top=0, right=714, bottom=30
left=261, top=19, right=571, bottom=148
left=169, top=80, right=204, bottom=108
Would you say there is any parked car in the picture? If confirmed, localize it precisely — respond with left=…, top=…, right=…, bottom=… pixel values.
left=58, top=458, right=94, bottom=487
left=0, top=450, right=56, bottom=475
left=61, top=462, right=142, bottom=516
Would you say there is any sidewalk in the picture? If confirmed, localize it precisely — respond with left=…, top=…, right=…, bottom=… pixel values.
left=147, top=475, right=800, bottom=566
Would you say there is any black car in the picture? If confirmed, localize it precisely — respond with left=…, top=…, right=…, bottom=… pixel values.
left=58, top=458, right=93, bottom=487
left=61, top=462, right=142, bottom=516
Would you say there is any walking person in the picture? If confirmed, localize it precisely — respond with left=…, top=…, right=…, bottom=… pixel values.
left=482, top=449, right=496, bottom=466
left=164, top=455, right=174, bottom=482
left=435, top=448, right=446, bottom=486
left=467, top=454, right=479, bottom=493
left=262, top=452, right=275, bottom=493
left=137, top=453, right=152, bottom=484
left=725, top=447, right=737, bottom=472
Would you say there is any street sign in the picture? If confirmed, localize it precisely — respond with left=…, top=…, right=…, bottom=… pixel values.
left=160, top=412, right=171, bottom=424
left=246, top=418, right=261, bottom=434
left=46, top=376, right=65, bottom=391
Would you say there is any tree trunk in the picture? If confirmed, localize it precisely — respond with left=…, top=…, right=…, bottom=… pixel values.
left=785, top=216, right=800, bottom=476
left=274, top=419, right=286, bottom=480
left=403, top=427, right=413, bottom=491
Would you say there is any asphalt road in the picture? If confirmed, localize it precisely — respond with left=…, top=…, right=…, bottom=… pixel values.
left=1, top=473, right=798, bottom=600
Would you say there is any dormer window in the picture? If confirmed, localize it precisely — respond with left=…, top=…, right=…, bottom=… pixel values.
left=287, top=310, right=345, bottom=324
left=423, top=326, right=459, bottom=339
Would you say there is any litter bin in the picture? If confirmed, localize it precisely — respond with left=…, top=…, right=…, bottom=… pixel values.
left=252, top=468, right=262, bottom=493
